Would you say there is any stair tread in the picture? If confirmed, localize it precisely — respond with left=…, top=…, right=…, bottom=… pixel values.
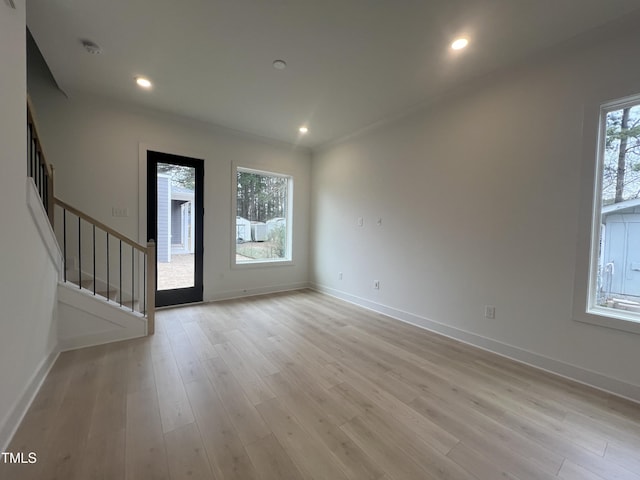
left=63, top=279, right=120, bottom=300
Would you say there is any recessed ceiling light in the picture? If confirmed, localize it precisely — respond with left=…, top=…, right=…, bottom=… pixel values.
left=273, top=59, right=287, bottom=70
left=299, top=126, right=308, bottom=134
left=135, top=76, right=152, bottom=89
left=451, top=38, right=469, bottom=50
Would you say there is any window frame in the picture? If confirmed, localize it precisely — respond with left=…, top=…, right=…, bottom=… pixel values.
left=575, top=92, right=640, bottom=335
left=231, top=165, right=294, bottom=268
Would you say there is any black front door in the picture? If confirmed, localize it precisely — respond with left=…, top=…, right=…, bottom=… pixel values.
left=147, top=151, right=204, bottom=307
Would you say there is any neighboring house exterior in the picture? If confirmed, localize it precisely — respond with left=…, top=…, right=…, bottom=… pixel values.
left=600, top=199, right=640, bottom=300
left=157, top=176, right=195, bottom=263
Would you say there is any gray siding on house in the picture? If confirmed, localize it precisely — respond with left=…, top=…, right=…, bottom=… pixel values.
left=171, top=200, right=182, bottom=245
left=157, top=175, right=171, bottom=263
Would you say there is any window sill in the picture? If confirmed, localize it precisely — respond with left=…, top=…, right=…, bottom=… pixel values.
left=232, top=258, right=294, bottom=269
left=576, top=307, right=640, bottom=335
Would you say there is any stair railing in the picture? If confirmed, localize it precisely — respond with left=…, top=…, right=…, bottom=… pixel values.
left=27, top=96, right=54, bottom=225
left=53, top=199, right=156, bottom=334
left=27, top=96, right=155, bottom=334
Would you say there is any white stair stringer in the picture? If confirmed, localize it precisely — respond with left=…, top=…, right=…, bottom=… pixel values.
left=57, top=281, right=147, bottom=351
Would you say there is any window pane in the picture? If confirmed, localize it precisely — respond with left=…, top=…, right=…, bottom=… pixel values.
left=236, top=169, right=290, bottom=263
left=157, top=162, right=196, bottom=289
left=594, top=103, right=640, bottom=315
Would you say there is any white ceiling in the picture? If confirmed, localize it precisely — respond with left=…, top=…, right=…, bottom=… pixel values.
left=27, top=0, right=640, bottom=148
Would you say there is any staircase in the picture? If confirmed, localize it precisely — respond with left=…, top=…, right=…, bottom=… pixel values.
left=26, top=96, right=156, bottom=348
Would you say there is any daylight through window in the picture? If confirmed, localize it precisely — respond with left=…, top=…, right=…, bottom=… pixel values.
left=235, top=168, right=292, bottom=264
left=590, top=97, right=640, bottom=321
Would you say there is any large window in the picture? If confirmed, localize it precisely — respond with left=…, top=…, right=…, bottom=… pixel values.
left=234, top=167, right=292, bottom=264
left=589, top=96, right=640, bottom=323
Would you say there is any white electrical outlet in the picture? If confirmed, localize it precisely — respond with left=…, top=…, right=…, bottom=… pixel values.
left=484, top=305, right=496, bottom=319
left=357, top=217, right=364, bottom=227
left=338, top=272, right=343, bottom=280
left=374, top=280, right=380, bottom=289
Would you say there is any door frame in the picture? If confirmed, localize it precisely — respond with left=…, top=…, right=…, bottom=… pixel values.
left=147, top=150, right=204, bottom=307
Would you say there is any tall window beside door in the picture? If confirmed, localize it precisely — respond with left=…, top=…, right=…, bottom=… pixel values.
left=234, top=167, right=293, bottom=264
left=589, top=95, right=640, bottom=324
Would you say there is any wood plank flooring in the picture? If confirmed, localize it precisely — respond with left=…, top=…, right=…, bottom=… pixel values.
left=2, top=289, right=640, bottom=480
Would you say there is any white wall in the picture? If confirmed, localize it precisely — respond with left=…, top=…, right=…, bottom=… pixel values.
left=0, top=2, right=59, bottom=449
left=28, top=81, right=311, bottom=301
left=311, top=25, right=640, bottom=399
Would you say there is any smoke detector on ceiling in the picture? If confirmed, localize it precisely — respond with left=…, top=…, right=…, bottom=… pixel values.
left=272, top=59, right=287, bottom=70
left=81, top=39, right=102, bottom=55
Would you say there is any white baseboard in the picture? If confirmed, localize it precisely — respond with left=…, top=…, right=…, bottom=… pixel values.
left=207, top=282, right=310, bottom=302
left=0, top=348, right=59, bottom=452
left=58, top=329, right=147, bottom=352
left=311, top=283, right=640, bottom=403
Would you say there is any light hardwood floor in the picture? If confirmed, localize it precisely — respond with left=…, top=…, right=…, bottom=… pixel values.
left=2, top=289, right=640, bottom=480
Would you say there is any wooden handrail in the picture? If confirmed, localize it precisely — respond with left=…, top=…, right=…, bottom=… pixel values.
left=53, top=197, right=148, bottom=252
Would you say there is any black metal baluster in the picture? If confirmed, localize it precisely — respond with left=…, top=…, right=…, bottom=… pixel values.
left=119, top=240, right=122, bottom=307
left=33, top=141, right=37, bottom=183
left=32, top=138, right=35, bottom=180
left=27, top=125, right=32, bottom=177
left=29, top=133, right=32, bottom=178
left=78, top=216, right=82, bottom=289
left=132, top=246, right=135, bottom=312
left=63, top=209, right=67, bottom=282
left=34, top=142, right=38, bottom=186
left=31, top=136, right=35, bottom=181
left=106, top=233, right=110, bottom=302
left=43, top=174, right=48, bottom=212
left=93, top=225, right=96, bottom=295
left=26, top=129, right=28, bottom=176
